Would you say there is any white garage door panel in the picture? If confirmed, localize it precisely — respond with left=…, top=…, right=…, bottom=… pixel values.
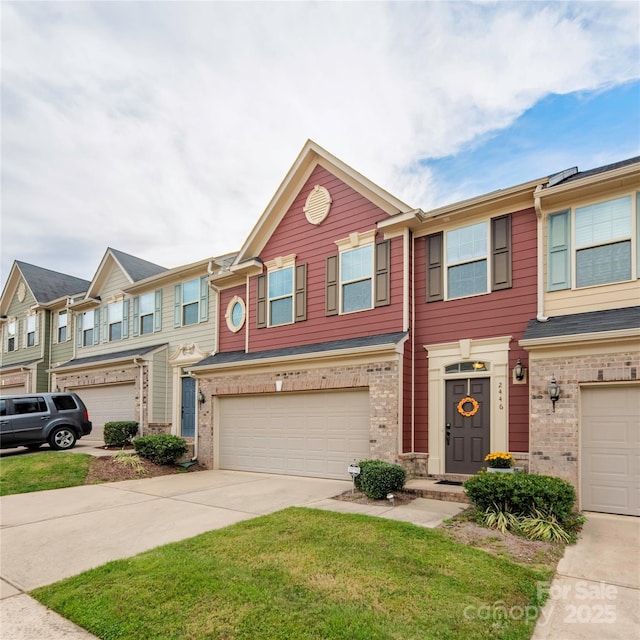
left=581, top=386, right=640, bottom=516
left=219, top=390, right=370, bottom=480
left=72, top=384, right=136, bottom=433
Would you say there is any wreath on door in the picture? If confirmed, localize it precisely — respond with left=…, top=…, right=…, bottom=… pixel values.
left=457, top=396, right=480, bottom=417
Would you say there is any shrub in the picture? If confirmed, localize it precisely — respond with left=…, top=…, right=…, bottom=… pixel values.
left=103, top=422, right=139, bottom=447
left=464, top=471, right=581, bottom=541
left=133, top=434, right=188, bottom=465
left=352, top=459, right=376, bottom=490
left=359, top=460, right=407, bottom=500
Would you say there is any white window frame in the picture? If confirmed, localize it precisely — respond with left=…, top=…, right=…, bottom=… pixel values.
left=445, top=221, right=489, bottom=300
left=139, top=292, right=155, bottom=335
left=57, top=310, right=68, bottom=343
left=265, top=254, right=296, bottom=327
left=82, top=309, right=94, bottom=347
left=572, top=195, right=634, bottom=289
left=107, top=301, right=123, bottom=342
left=25, top=314, right=36, bottom=348
left=335, top=230, right=375, bottom=314
left=7, top=319, right=16, bottom=352
left=225, top=295, right=246, bottom=333
left=181, top=278, right=200, bottom=326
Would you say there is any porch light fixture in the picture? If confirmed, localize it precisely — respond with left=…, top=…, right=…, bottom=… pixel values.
left=198, top=390, right=205, bottom=405
left=548, top=375, right=560, bottom=412
left=514, top=358, right=524, bottom=381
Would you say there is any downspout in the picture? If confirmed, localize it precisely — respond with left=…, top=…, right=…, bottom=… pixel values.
left=410, top=230, right=415, bottom=453
left=133, top=358, right=144, bottom=437
left=534, top=184, right=548, bottom=322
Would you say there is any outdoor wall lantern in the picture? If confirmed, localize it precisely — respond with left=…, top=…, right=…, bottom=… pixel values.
left=198, top=390, right=206, bottom=405
left=547, top=375, right=560, bottom=412
left=514, top=358, right=525, bottom=381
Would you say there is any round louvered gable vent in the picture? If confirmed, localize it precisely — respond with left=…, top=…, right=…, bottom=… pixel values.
left=303, top=185, right=332, bottom=225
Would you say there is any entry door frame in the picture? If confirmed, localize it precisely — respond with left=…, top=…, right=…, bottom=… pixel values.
left=425, top=336, right=511, bottom=475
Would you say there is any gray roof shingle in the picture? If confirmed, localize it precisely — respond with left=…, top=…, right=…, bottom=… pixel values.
left=16, top=262, right=90, bottom=303
left=52, top=344, right=167, bottom=369
left=194, top=332, right=408, bottom=368
left=109, top=248, right=167, bottom=283
left=523, top=307, right=640, bottom=341
left=553, top=156, right=640, bottom=186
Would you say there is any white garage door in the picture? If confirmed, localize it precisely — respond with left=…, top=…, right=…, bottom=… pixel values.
left=72, top=384, right=136, bottom=441
left=0, top=383, right=27, bottom=395
left=581, top=385, right=640, bottom=516
left=219, top=390, right=371, bottom=480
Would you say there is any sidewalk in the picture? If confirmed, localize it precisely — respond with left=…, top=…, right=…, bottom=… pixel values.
left=0, top=470, right=464, bottom=640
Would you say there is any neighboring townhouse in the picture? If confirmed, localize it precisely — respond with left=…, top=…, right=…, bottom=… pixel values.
left=191, top=141, right=411, bottom=478
left=50, top=248, right=232, bottom=440
left=521, top=157, right=640, bottom=516
left=0, top=262, right=90, bottom=394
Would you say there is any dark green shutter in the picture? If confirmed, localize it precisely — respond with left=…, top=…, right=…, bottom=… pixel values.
left=133, top=297, right=139, bottom=337
left=122, top=300, right=129, bottom=338
left=154, top=289, right=163, bottom=331
left=426, top=232, right=444, bottom=302
left=491, top=214, right=512, bottom=290
left=256, top=274, right=267, bottom=328
left=548, top=210, right=571, bottom=291
left=374, top=240, right=391, bottom=307
left=295, top=264, right=307, bottom=322
left=199, top=276, right=209, bottom=322
left=174, top=284, right=182, bottom=327
left=325, top=255, right=338, bottom=316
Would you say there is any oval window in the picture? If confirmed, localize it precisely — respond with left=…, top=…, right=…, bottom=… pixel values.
left=225, top=296, right=246, bottom=333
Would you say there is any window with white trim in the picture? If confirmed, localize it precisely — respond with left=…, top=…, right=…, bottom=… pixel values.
left=446, top=222, right=488, bottom=299
left=107, top=302, right=123, bottom=341
left=57, top=310, right=68, bottom=343
left=82, top=309, right=95, bottom=346
left=174, top=277, right=208, bottom=327
left=340, top=244, right=374, bottom=313
left=268, top=267, right=294, bottom=326
left=26, top=314, right=36, bottom=347
left=7, top=320, right=16, bottom=352
left=139, top=292, right=154, bottom=334
left=548, top=194, right=638, bottom=290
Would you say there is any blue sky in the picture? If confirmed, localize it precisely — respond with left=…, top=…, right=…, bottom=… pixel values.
left=2, top=1, right=639, bottom=282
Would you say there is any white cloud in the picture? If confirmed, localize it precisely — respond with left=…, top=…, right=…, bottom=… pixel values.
left=1, top=1, right=638, bottom=280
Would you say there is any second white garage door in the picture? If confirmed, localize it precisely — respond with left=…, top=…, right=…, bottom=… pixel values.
left=581, top=385, right=640, bottom=516
left=218, top=390, right=371, bottom=480
left=72, top=384, right=136, bottom=441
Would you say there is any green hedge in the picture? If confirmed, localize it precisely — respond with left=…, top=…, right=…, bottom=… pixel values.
left=463, top=471, right=577, bottom=525
left=133, top=435, right=188, bottom=465
left=357, top=459, right=407, bottom=500
left=103, top=422, right=139, bottom=447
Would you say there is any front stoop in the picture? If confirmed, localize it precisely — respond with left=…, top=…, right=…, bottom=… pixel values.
left=176, top=440, right=196, bottom=463
left=404, top=478, right=470, bottom=504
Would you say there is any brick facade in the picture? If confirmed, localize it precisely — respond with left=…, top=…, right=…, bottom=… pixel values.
left=196, top=358, right=401, bottom=470
left=529, top=349, right=640, bottom=491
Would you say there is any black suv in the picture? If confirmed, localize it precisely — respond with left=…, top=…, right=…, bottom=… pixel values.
left=0, top=392, right=92, bottom=451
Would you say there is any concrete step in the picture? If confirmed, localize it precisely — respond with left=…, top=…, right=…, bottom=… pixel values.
left=404, top=478, right=470, bottom=504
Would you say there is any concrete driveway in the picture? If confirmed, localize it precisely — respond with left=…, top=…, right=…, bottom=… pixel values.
left=532, top=512, right=640, bottom=639
left=0, top=468, right=463, bottom=639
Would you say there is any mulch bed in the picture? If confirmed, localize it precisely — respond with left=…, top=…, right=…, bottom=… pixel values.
left=85, top=454, right=204, bottom=484
left=332, top=489, right=417, bottom=506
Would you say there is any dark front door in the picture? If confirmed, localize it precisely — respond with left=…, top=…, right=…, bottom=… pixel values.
left=181, top=377, right=196, bottom=438
left=445, top=378, right=490, bottom=474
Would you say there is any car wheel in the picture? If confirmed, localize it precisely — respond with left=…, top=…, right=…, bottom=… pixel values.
left=25, top=443, right=43, bottom=451
left=49, top=427, right=77, bottom=450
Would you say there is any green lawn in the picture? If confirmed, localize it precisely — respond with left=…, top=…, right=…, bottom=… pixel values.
left=32, top=508, right=552, bottom=640
left=0, top=452, right=91, bottom=496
